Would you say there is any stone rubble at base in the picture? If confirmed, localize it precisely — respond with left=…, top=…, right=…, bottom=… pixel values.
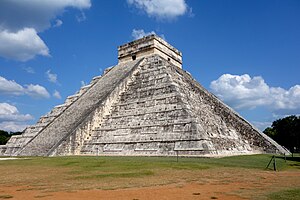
left=0, top=35, right=289, bottom=157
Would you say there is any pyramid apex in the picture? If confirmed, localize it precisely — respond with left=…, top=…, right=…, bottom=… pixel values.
left=118, top=34, right=182, bottom=68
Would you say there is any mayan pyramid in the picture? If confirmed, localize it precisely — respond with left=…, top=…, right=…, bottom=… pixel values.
left=0, top=35, right=289, bottom=157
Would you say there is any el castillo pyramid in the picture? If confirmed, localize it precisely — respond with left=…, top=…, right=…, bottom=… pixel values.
left=0, top=35, right=289, bottom=157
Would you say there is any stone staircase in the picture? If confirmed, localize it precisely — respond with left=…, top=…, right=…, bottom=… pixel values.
left=79, top=55, right=286, bottom=156
left=1, top=74, right=103, bottom=156
left=16, top=59, right=142, bottom=156
left=79, top=56, right=214, bottom=156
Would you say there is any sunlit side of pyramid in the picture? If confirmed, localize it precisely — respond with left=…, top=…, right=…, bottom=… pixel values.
left=0, top=35, right=289, bottom=157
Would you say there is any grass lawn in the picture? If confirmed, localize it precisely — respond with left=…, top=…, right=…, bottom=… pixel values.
left=0, top=154, right=299, bottom=199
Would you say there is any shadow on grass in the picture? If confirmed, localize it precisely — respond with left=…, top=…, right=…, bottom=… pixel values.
left=285, top=156, right=300, bottom=162
left=274, top=155, right=300, bottom=169
left=276, top=155, right=300, bottom=163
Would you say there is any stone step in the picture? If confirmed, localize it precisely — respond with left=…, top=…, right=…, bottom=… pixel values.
left=112, top=93, right=178, bottom=107
left=46, top=104, right=68, bottom=117
left=18, top=59, right=143, bottom=156
left=90, top=75, right=102, bottom=85
left=77, top=84, right=92, bottom=95
left=84, top=136, right=208, bottom=146
left=108, top=105, right=185, bottom=118
left=94, top=119, right=193, bottom=131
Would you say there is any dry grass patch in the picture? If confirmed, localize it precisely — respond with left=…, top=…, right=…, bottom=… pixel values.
left=0, top=155, right=299, bottom=199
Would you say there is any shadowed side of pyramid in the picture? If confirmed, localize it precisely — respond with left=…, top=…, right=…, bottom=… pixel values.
left=164, top=59, right=288, bottom=156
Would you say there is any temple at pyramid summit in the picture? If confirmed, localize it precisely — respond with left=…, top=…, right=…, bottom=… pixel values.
left=0, top=35, right=289, bottom=157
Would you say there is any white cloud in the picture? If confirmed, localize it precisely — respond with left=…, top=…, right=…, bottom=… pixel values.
left=131, top=29, right=166, bottom=41
left=0, top=121, right=29, bottom=132
left=132, top=29, right=156, bottom=40
left=25, top=84, right=50, bottom=99
left=0, top=103, right=18, bottom=116
left=46, top=70, right=58, bottom=83
left=0, top=103, right=33, bottom=132
left=53, top=19, right=63, bottom=27
left=0, top=0, right=91, bottom=32
left=251, top=121, right=272, bottom=131
left=0, top=28, right=49, bottom=61
left=80, top=80, right=87, bottom=86
left=0, top=0, right=91, bottom=61
left=53, top=90, right=62, bottom=99
left=127, top=0, right=188, bottom=19
left=0, top=103, right=33, bottom=122
left=0, top=76, right=24, bottom=96
left=210, top=74, right=300, bottom=115
left=0, top=76, right=50, bottom=99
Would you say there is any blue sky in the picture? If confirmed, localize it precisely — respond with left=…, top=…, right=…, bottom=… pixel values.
left=0, top=0, right=299, bottom=132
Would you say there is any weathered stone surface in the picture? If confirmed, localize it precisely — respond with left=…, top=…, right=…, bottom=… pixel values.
left=0, top=35, right=289, bottom=157
left=76, top=55, right=287, bottom=157
left=0, top=68, right=104, bottom=156
left=18, top=59, right=143, bottom=156
left=118, top=34, right=182, bottom=68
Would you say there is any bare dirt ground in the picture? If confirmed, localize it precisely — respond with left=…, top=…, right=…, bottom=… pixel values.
left=1, top=169, right=299, bottom=200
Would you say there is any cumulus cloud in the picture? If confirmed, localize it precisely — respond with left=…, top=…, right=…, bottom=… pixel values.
left=210, top=74, right=300, bottom=115
left=0, top=0, right=91, bottom=61
left=25, top=84, right=50, bottom=99
left=132, top=29, right=156, bottom=40
left=0, top=103, right=33, bottom=132
left=127, top=0, right=188, bottom=20
left=0, top=76, right=24, bottom=96
left=0, top=103, right=33, bottom=122
left=0, top=0, right=91, bottom=32
left=0, top=121, right=29, bottom=132
left=0, top=76, right=50, bottom=99
left=53, top=90, right=62, bottom=99
left=0, top=28, right=49, bottom=61
left=46, top=70, right=58, bottom=83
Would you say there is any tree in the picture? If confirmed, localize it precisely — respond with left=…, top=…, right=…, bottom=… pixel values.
left=0, top=130, right=10, bottom=145
left=263, top=115, right=300, bottom=152
left=0, top=130, right=23, bottom=145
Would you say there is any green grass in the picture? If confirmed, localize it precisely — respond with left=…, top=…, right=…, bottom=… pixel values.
left=0, top=154, right=298, bottom=173
left=267, top=188, right=300, bottom=200
left=0, top=154, right=299, bottom=197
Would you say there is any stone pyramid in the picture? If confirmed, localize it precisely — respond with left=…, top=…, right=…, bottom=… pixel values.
left=0, top=35, right=288, bottom=157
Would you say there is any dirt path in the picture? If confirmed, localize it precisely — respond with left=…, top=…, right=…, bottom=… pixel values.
left=1, top=169, right=299, bottom=199
left=1, top=182, right=244, bottom=200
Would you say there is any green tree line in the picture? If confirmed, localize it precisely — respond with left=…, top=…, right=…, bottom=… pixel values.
left=0, top=130, right=22, bottom=145
left=263, top=115, right=300, bottom=152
